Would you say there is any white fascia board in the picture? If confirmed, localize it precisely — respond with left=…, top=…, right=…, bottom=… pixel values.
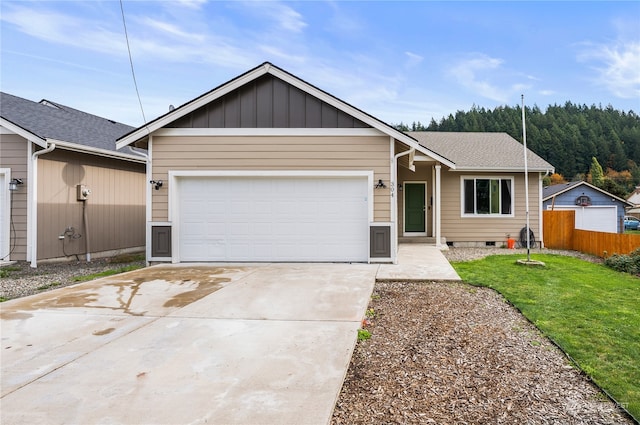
left=153, top=127, right=385, bottom=137
left=116, top=66, right=271, bottom=150
left=49, top=139, right=147, bottom=163
left=451, top=166, right=553, bottom=173
left=0, top=118, right=47, bottom=148
left=541, top=180, right=632, bottom=206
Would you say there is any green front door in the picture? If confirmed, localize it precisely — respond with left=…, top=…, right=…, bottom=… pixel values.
left=405, top=183, right=426, bottom=232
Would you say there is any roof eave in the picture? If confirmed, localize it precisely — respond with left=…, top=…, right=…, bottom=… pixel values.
left=542, top=180, right=634, bottom=206
left=49, top=139, right=147, bottom=163
left=0, top=117, right=48, bottom=148
left=452, top=166, right=554, bottom=173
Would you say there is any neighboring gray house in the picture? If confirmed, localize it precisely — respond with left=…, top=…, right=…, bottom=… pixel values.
left=543, top=181, right=633, bottom=233
left=1, top=92, right=146, bottom=266
left=116, top=62, right=554, bottom=264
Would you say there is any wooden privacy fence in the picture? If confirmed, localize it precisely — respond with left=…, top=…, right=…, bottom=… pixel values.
left=543, top=210, right=640, bottom=257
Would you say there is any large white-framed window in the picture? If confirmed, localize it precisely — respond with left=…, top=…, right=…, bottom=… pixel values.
left=461, top=176, right=514, bottom=217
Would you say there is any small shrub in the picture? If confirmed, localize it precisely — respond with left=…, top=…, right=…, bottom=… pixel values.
left=604, top=248, right=640, bottom=275
left=357, top=329, right=371, bottom=341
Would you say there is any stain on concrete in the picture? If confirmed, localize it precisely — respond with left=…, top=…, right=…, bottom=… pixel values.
left=93, top=328, right=115, bottom=336
left=0, top=266, right=244, bottom=319
left=0, top=312, right=33, bottom=321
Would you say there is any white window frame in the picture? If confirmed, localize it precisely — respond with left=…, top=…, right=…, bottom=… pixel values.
left=460, top=176, right=515, bottom=218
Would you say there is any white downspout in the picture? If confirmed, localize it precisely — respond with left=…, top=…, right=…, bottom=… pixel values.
left=129, top=145, right=151, bottom=265
left=30, top=142, right=56, bottom=268
left=392, top=147, right=415, bottom=264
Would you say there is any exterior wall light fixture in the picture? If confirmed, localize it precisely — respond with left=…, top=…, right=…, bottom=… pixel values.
left=9, top=178, right=23, bottom=191
left=375, top=179, right=387, bottom=189
left=150, top=180, right=163, bottom=190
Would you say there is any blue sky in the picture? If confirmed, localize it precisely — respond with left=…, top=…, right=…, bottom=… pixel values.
left=1, top=1, right=639, bottom=127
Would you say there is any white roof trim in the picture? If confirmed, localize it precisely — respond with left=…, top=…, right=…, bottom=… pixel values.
left=0, top=118, right=48, bottom=148
left=542, top=180, right=633, bottom=205
left=453, top=166, right=554, bottom=173
left=48, top=139, right=147, bottom=163
left=153, top=127, right=386, bottom=137
left=114, top=62, right=456, bottom=169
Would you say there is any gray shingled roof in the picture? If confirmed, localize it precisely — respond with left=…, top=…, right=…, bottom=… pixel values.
left=542, top=181, right=582, bottom=199
left=407, top=131, right=554, bottom=172
left=1, top=92, right=135, bottom=154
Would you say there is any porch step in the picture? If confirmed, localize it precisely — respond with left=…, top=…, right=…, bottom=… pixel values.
left=399, top=236, right=445, bottom=245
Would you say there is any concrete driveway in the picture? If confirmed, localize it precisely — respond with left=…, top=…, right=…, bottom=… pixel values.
left=1, top=264, right=377, bottom=425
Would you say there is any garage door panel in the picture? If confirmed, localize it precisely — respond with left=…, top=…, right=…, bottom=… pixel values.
left=547, top=206, right=617, bottom=233
left=178, top=176, right=369, bottom=262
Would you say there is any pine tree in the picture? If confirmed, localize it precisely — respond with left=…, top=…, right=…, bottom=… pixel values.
left=589, top=157, right=604, bottom=188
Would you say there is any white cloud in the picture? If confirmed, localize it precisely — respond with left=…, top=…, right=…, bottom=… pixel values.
left=243, top=1, right=307, bottom=33
left=405, top=51, right=424, bottom=67
left=0, top=5, right=127, bottom=56
left=578, top=41, right=640, bottom=99
left=174, top=0, right=207, bottom=10
left=139, top=17, right=206, bottom=42
left=539, top=89, right=556, bottom=96
left=448, top=53, right=531, bottom=103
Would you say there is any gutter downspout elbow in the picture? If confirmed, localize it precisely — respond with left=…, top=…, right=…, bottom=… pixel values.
left=30, top=142, right=56, bottom=268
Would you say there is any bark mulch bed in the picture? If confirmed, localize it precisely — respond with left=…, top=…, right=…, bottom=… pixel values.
left=331, top=281, right=633, bottom=424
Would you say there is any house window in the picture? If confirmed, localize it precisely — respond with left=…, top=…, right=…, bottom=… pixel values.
left=462, top=177, right=513, bottom=216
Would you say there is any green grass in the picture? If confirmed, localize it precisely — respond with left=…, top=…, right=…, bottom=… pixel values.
left=0, top=266, right=20, bottom=278
left=36, top=282, right=62, bottom=291
left=72, top=264, right=142, bottom=282
left=452, top=254, right=640, bottom=420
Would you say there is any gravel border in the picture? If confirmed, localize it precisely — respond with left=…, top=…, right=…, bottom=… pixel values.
left=0, top=256, right=146, bottom=300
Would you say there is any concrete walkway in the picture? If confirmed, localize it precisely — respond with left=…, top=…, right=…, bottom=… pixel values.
left=377, top=244, right=461, bottom=281
left=1, top=264, right=376, bottom=425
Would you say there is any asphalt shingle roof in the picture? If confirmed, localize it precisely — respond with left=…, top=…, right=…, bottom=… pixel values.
left=542, top=181, right=582, bottom=199
left=1, top=92, right=134, bottom=153
left=407, top=131, right=554, bottom=172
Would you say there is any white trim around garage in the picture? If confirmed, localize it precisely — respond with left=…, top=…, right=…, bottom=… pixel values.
left=0, top=169, right=10, bottom=261
left=168, top=170, right=375, bottom=263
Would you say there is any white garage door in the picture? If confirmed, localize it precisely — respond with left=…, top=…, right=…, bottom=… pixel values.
left=548, top=206, right=618, bottom=233
left=177, top=176, right=369, bottom=262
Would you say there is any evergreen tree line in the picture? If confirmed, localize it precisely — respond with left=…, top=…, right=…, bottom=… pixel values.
left=395, top=102, right=640, bottom=196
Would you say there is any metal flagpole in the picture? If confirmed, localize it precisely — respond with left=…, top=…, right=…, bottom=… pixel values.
left=521, top=94, right=531, bottom=262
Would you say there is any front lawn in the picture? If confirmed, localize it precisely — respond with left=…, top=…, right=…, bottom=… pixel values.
left=451, top=254, right=639, bottom=420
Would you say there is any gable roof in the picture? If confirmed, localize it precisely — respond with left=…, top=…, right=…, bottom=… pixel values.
left=542, top=180, right=633, bottom=206
left=407, top=131, right=554, bottom=173
left=116, top=62, right=456, bottom=168
left=627, top=186, right=640, bottom=205
left=0, top=92, right=144, bottom=162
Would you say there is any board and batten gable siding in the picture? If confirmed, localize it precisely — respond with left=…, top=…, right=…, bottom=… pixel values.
left=37, top=150, right=145, bottom=260
left=150, top=135, right=391, bottom=222
left=440, top=171, right=543, bottom=244
left=169, top=74, right=371, bottom=130
left=0, top=134, right=28, bottom=260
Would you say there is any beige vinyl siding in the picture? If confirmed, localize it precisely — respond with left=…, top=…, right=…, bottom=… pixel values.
left=441, top=171, right=542, bottom=244
left=0, top=134, right=29, bottom=260
left=37, top=150, right=145, bottom=260
left=151, top=135, right=391, bottom=222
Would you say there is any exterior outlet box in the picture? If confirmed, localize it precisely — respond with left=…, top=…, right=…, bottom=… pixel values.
left=76, top=184, right=90, bottom=201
